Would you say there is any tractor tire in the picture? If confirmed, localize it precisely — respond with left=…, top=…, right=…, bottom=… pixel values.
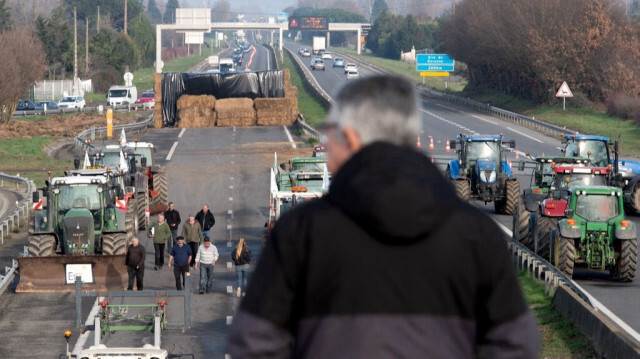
left=512, top=196, right=531, bottom=244
left=553, top=232, right=575, bottom=278
left=137, top=193, right=149, bottom=231
left=614, top=239, right=638, bottom=282
left=629, top=185, right=640, bottom=216
left=534, top=213, right=556, bottom=259
left=28, top=215, right=34, bottom=235
left=125, top=200, right=137, bottom=243
left=454, top=180, right=470, bottom=201
left=495, top=180, right=519, bottom=215
left=102, top=233, right=128, bottom=255
left=153, top=171, right=168, bottom=206
left=27, top=235, right=56, bottom=257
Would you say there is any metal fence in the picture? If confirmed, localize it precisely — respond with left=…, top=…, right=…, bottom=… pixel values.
left=74, top=114, right=155, bottom=151
left=0, top=173, right=32, bottom=294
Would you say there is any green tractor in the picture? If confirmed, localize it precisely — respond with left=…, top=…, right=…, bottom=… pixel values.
left=549, top=186, right=637, bottom=282
left=17, top=175, right=131, bottom=292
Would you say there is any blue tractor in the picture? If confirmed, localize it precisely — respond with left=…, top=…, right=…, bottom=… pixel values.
left=562, top=134, right=640, bottom=214
left=446, top=134, right=520, bottom=214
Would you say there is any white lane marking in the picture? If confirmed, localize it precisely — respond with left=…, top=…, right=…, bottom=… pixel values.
left=227, top=262, right=233, bottom=268
left=227, top=241, right=232, bottom=247
left=178, top=128, right=186, bottom=138
left=283, top=125, right=297, bottom=149
left=229, top=197, right=233, bottom=201
left=227, top=285, right=233, bottom=293
left=226, top=316, right=233, bottom=325
left=166, top=141, right=179, bottom=161
left=493, top=217, right=640, bottom=343
left=506, top=127, right=544, bottom=143
left=228, top=210, right=233, bottom=215
left=227, top=224, right=232, bottom=230
left=556, top=147, right=563, bottom=150
left=230, top=177, right=234, bottom=181
left=233, top=127, right=236, bottom=132
left=72, top=297, right=103, bottom=354
left=471, top=114, right=498, bottom=125
left=229, top=185, right=233, bottom=189
left=435, top=103, right=460, bottom=112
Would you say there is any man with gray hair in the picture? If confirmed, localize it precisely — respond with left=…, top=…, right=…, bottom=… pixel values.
left=228, top=75, right=540, bottom=358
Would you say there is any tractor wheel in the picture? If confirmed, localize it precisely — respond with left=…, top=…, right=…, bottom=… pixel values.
left=137, top=193, right=149, bottom=231
left=27, top=235, right=56, bottom=257
left=630, top=185, right=640, bottom=216
left=495, top=180, right=519, bottom=215
left=614, top=239, right=638, bottom=282
left=553, top=232, right=575, bottom=278
left=512, top=196, right=531, bottom=244
left=28, top=215, right=34, bottom=235
left=534, top=213, right=556, bottom=260
left=153, top=171, right=168, bottom=206
left=454, top=180, right=470, bottom=201
left=102, top=233, right=128, bottom=255
left=125, top=200, right=137, bottom=243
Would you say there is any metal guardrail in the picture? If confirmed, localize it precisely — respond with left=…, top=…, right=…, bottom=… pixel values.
left=284, top=47, right=333, bottom=107
left=13, top=103, right=155, bottom=118
left=0, top=173, right=32, bottom=294
left=74, top=114, right=154, bottom=151
left=297, top=114, right=321, bottom=141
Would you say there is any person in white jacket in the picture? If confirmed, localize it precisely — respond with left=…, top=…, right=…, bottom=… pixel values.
left=195, top=237, right=219, bottom=294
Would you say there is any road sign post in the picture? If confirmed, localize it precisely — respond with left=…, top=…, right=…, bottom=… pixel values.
left=555, top=81, right=573, bottom=110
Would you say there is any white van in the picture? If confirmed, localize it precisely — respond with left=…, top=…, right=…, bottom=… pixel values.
left=107, top=86, right=138, bottom=106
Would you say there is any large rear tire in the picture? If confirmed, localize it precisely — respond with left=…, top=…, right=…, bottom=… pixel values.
left=137, top=193, right=149, bottom=230
left=553, top=232, right=575, bottom=278
left=533, top=213, right=555, bottom=259
left=512, top=196, right=531, bottom=244
left=614, top=239, right=637, bottom=282
left=125, top=200, right=136, bottom=243
left=629, top=184, right=640, bottom=215
left=454, top=180, right=470, bottom=201
left=102, top=233, right=128, bottom=255
left=153, top=171, right=168, bottom=206
left=27, top=235, right=56, bottom=257
left=495, top=180, right=519, bottom=215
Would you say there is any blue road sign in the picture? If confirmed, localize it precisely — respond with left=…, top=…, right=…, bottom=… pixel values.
left=416, top=54, right=455, bottom=72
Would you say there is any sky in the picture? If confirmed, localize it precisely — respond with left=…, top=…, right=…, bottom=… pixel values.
left=181, top=0, right=296, bottom=17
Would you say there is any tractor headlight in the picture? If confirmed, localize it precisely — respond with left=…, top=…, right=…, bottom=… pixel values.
left=480, top=170, right=496, bottom=183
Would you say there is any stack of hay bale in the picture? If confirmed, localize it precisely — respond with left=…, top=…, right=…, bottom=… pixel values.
left=284, top=69, right=299, bottom=123
left=216, top=98, right=256, bottom=127
left=176, top=95, right=216, bottom=128
left=254, top=68, right=299, bottom=126
left=153, top=73, right=163, bottom=128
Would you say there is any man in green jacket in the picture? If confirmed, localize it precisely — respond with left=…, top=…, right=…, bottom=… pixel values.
left=181, top=215, right=203, bottom=267
left=148, top=214, right=172, bottom=270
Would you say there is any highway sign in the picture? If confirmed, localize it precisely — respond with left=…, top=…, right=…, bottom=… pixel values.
left=416, top=54, right=455, bottom=72
left=556, top=81, right=573, bottom=97
left=420, top=72, right=449, bottom=77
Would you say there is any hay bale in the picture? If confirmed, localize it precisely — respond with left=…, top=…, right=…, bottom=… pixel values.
left=176, top=95, right=216, bottom=110
left=214, top=98, right=254, bottom=111
left=285, top=86, right=298, bottom=98
left=216, top=116, right=256, bottom=127
left=153, top=109, right=163, bottom=128
left=283, top=68, right=290, bottom=86
left=254, top=97, right=294, bottom=111
left=177, top=106, right=215, bottom=128
left=153, top=73, right=162, bottom=94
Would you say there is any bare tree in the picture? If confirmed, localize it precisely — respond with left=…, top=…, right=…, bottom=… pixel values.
left=0, top=27, right=46, bottom=124
left=8, top=0, right=60, bottom=26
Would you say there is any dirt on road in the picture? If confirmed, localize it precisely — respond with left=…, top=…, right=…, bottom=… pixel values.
left=0, top=112, right=144, bottom=139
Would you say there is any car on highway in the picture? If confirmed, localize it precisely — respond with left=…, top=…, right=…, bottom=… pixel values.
left=346, top=68, right=359, bottom=79
left=321, top=51, right=332, bottom=60
left=300, top=48, right=311, bottom=57
left=35, top=101, right=59, bottom=111
left=16, top=99, right=35, bottom=111
left=311, top=58, right=326, bottom=71
left=136, top=91, right=155, bottom=107
left=333, top=57, right=345, bottom=67
left=58, top=96, right=86, bottom=109
left=344, top=63, right=357, bottom=74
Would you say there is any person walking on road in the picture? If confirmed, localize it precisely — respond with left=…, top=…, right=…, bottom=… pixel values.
left=228, top=75, right=540, bottom=358
left=231, top=237, right=251, bottom=297
left=164, top=202, right=181, bottom=254
left=125, top=237, right=145, bottom=291
left=148, top=213, right=171, bottom=270
left=181, top=215, right=203, bottom=267
left=195, top=204, right=216, bottom=239
left=168, top=236, right=192, bottom=290
left=195, top=237, right=219, bottom=294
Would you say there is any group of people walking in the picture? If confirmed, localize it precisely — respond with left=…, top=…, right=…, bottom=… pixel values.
left=124, top=201, right=251, bottom=296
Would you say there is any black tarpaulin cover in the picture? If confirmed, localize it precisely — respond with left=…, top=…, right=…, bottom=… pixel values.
left=162, top=70, right=285, bottom=126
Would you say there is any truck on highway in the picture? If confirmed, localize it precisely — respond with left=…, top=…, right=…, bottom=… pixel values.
left=312, top=36, right=325, bottom=54
left=107, top=85, right=138, bottom=107
left=208, top=55, right=219, bottom=69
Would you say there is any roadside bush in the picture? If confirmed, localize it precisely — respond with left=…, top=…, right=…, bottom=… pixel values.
left=565, top=92, right=591, bottom=109
left=606, top=93, right=640, bottom=121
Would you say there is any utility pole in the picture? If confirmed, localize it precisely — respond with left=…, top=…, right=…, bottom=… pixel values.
left=124, top=0, right=128, bottom=34
left=74, top=6, right=78, bottom=95
left=85, top=19, right=89, bottom=75
left=452, top=0, right=455, bottom=16
left=97, top=6, right=100, bottom=33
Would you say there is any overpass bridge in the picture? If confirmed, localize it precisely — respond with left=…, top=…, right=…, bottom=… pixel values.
left=155, top=22, right=370, bottom=72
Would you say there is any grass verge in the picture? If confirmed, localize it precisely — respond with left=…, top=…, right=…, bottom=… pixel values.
left=0, top=137, right=71, bottom=185
left=519, top=272, right=598, bottom=358
left=283, top=51, right=328, bottom=126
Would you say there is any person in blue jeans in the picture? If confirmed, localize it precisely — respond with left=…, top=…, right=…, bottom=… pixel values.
left=168, top=236, right=192, bottom=290
left=195, top=237, right=219, bottom=294
left=231, top=237, right=251, bottom=297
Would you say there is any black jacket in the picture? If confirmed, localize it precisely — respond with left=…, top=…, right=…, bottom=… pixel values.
left=125, top=244, right=145, bottom=269
left=231, top=246, right=251, bottom=266
left=195, top=209, right=216, bottom=231
left=228, top=142, right=540, bottom=358
left=164, top=208, right=181, bottom=230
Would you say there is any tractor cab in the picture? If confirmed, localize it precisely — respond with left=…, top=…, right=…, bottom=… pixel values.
left=562, top=134, right=612, bottom=168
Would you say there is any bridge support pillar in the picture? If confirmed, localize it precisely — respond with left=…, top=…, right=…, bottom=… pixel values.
left=327, top=31, right=330, bottom=48
left=357, top=28, right=361, bottom=55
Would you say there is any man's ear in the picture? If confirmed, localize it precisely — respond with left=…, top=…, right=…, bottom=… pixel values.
left=342, top=126, right=362, bottom=153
